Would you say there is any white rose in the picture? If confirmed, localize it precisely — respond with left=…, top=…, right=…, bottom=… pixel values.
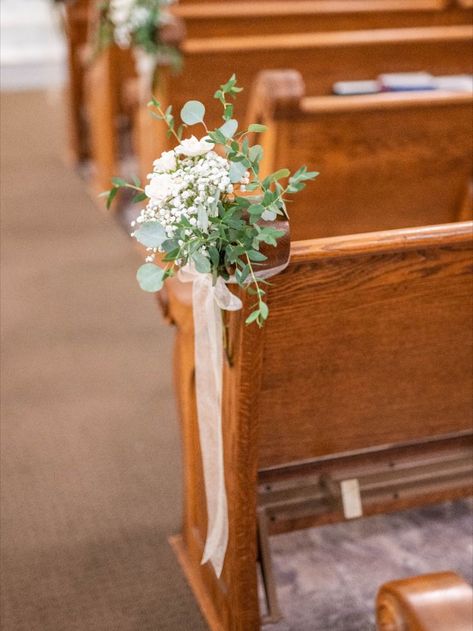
left=153, top=150, right=177, bottom=173
left=176, top=136, right=214, bottom=157
left=145, top=173, right=174, bottom=202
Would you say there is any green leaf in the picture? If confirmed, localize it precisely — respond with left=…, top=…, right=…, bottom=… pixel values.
left=269, top=168, right=290, bottom=182
left=111, top=176, right=127, bottom=187
left=228, top=161, right=247, bottom=183
left=132, top=192, right=147, bottom=203
left=134, top=222, right=166, bottom=248
left=208, top=129, right=226, bottom=145
left=249, top=144, right=263, bottom=163
left=248, top=124, right=267, bottom=133
left=219, top=119, right=238, bottom=138
left=245, top=310, right=260, bottom=325
left=248, top=203, right=265, bottom=215
left=105, top=186, right=118, bottom=209
left=259, top=302, right=269, bottom=320
left=192, top=252, right=211, bottom=273
left=180, top=100, right=205, bottom=125
left=136, top=264, right=165, bottom=292
left=248, top=250, right=268, bottom=262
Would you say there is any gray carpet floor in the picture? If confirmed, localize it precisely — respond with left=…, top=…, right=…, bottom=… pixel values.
left=1, top=90, right=472, bottom=631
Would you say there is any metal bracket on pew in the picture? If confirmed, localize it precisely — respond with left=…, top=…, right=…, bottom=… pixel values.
left=256, top=443, right=473, bottom=624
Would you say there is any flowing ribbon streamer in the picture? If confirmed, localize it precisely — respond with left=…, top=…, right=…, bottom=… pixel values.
left=178, top=258, right=289, bottom=577
left=178, top=266, right=242, bottom=577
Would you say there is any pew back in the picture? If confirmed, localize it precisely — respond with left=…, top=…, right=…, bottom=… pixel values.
left=174, top=0, right=473, bottom=39
left=251, top=72, right=473, bottom=239
left=153, top=25, right=473, bottom=140
left=225, top=222, right=473, bottom=471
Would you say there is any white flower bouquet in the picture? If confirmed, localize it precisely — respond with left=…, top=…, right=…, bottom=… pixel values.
left=106, top=75, right=317, bottom=327
left=93, top=0, right=180, bottom=71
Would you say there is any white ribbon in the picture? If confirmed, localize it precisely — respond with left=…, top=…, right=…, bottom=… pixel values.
left=178, top=265, right=242, bottom=577
left=178, top=256, right=289, bottom=577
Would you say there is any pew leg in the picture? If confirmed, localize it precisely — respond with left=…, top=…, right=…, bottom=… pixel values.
left=257, top=507, right=283, bottom=624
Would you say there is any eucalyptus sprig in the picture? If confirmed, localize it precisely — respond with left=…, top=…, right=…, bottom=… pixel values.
left=105, top=74, right=318, bottom=326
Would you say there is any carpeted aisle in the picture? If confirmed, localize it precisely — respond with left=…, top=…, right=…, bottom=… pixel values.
left=0, top=91, right=207, bottom=631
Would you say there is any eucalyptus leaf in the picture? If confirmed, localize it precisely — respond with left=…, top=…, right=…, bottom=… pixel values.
left=228, top=161, right=247, bottom=183
left=248, top=124, right=267, bottom=133
left=134, top=222, right=166, bottom=248
left=180, top=100, right=205, bottom=125
left=136, top=264, right=165, bottom=292
left=219, top=119, right=238, bottom=138
left=192, top=252, right=211, bottom=273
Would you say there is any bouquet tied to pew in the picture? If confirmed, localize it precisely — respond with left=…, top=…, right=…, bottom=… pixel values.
left=93, top=0, right=181, bottom=78
left=106, top=74, right=317, bottom=327
left=106, top=75, right=316, bottom=574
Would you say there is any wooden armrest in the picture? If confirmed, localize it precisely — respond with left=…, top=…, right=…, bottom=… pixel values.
left=376, top=572, right=473, bottom=631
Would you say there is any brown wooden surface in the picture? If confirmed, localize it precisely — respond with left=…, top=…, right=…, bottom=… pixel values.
left=255, top=222, right=473, bottom=468
left=171, top=221, right=473, bottom=630
left=174, top=0, right=472, bottom=38
left=137, top=25, right=473, bottom=175
left=376, top=572, right=473, bottom=631
left=63, top=0, right=90, bottom=162
left=251, top=72, right=473, bottom=239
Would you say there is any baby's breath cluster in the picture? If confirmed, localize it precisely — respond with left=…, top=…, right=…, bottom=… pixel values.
left=131, top=137, right=250, bottom=266
left=106, top=75, right=318, bottom=327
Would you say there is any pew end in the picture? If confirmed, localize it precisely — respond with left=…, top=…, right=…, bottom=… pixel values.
left=376, top=572, right=473, bottom=631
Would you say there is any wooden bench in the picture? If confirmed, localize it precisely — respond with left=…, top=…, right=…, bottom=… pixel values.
left=249, top=70, right=473, bottom=239
left=173, top=0, right=473, bottom=39
left=168, top=220, right=473, bottom=630
left=134, top=24, right=472, bottom=182
left=377, top=572, right=473, bottom=631
left=136, top=24, right=473, bottom=184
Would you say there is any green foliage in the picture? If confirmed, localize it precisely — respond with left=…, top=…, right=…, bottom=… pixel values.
left=134, top=221, right=166, bottom=248
left=180, top=100, right=205, bottom=126
left=106, top=74, right=318, bottom=328
left=136, top=263, right=166, bottom=292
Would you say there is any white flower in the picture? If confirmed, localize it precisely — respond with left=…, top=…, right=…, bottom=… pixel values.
left=176, top=136, right=214, bottom=157
left=153, top=150, right=177, bottom=173
left=145, top=172, right=174, bottom=202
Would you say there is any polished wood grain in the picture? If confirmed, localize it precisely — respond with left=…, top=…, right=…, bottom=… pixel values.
left=376, top=572, right=473, bottom=631
left=170, top=221, right=473, bottom=630
left=250, top=70, right=473, bottom=240
left=174, top=0, right=472, bottom=38
left=146, top=25, right=473, bottom=151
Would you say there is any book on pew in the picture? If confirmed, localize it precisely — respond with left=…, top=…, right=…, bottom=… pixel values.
left=333, top=74, right=473, bottom=95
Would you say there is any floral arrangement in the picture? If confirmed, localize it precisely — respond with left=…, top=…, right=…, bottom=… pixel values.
left=93, top=0, right=180, bottom=70
left=106, top=75, right=317, bottom=327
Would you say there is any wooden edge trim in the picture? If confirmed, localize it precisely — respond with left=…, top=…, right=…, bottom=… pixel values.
left=290, top=221, right=473, bottom=263
left=249, top=69, right=305, bottom=119
left=301, top=90, right=473, bottom=114
left=183, top=25, right=473, bottom=54
left=169, top=535, right=226, bottom=631
left=174, top=0, right=448, bottom=20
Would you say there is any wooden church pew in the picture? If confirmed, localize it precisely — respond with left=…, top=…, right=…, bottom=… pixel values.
left=173, top=0, right=473, bottom=39
left=248, top=70, right=473, bottom=240
left=376, top=572, right=473, bottom=631
left=137, top=24, right=473, bottom=182
left=169, top=220, right=473, bottom=630
left=63, top=0, right=91, bottom=162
